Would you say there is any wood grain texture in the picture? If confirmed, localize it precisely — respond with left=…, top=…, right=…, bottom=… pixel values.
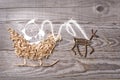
left=0, top=0, right=120, bottom=80
left=0, top=0, right=120, bottom=25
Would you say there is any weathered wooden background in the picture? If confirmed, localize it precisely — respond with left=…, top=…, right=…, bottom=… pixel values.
left=0, top=0, right=120, bottom=80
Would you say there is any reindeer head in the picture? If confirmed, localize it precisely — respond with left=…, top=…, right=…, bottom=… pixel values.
left=90, top=29, right=99, bottom=40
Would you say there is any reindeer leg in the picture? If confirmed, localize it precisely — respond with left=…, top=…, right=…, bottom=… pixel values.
left=84, top=45, right=87, bottom=58
left=89, top=45, right=94, bottom=54
left=71, top=44, right=77, bottom=55
left=71, top=44, right=76, bottom=50
left=77, top=45, right=83, bottom=57
left=72, top=49, right=77, bottom=55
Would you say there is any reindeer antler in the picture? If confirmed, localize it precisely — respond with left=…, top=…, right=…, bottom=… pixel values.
left=91, top=29, right=94, bottom=34
left=95, top=30, right=98, bottom=33
left=91, top=29, right=97, bottom=35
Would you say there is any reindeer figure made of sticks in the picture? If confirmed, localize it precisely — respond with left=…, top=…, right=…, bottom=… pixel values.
left=71, top=29, right=99, bottom=57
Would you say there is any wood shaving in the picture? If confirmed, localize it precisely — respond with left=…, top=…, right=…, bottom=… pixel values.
left=8, top=28, right=61, bottom=67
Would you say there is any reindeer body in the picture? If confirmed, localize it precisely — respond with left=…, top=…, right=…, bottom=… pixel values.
left=74, top=38, right=90, bottom=46
left=72, top=29, right=98, bottom=57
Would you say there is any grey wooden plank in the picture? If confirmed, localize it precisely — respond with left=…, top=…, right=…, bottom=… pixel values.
left=1, top=23, right=120, bottom=51
left=0, top=0, right=120, bottom=79
left=0, top=7, right=119, bottom=24
left=0, top=0, right=119, bottom=8
left=0, top=0, right=120, bottom=24
left=0, top=51, right=120, bottom=79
